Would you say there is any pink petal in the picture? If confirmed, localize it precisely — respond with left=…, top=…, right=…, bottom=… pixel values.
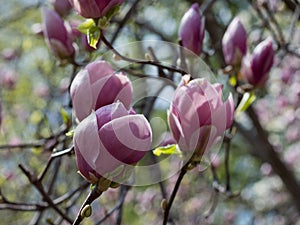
left=99, top=114, right=152, bottom=153
left=70, top=69, right=93, bottom=121
left=74, top=111, right=101, bottom=170
left=225, top=93, right=235, bottom=129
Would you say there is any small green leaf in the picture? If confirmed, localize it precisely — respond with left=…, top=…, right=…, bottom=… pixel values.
left=236, top=91, right=256, bottom=113
left=77, top=19, right=96, bottom=35
left=87, top=27, right=100, bottom=49
left=65, top=130, right=74, bottom=137
left=153, top=144, right=181, bottom=156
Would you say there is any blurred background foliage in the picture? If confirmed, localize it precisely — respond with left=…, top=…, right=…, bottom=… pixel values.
left=0, top=0, right=300, bottom=224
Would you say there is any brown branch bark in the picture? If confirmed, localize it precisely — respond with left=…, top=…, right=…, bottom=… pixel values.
left=236, top=106, right=300, bottom=212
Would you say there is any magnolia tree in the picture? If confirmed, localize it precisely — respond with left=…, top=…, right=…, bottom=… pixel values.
left=0, top=0, right=300, bottom=224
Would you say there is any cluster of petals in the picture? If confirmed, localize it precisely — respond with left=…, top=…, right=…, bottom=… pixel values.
left=168, top=75, right=234, bottom=154
left=70, top=60, right=132, bottom=121
left=74, top=102, right=152, bottom=183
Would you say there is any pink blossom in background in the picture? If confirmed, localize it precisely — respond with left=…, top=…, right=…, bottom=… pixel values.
left=178, top=3, right=205, bottom=55
left=0, top=68, right=17, bottom=90
left=222, top=17, right=247, bottom=65
left=42, top=7, right=75, bottom=61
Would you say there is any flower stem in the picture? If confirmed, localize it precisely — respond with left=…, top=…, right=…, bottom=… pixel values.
left=162, top=162, right=190, bottom=225
left=72, top=187, right=102, bottom=225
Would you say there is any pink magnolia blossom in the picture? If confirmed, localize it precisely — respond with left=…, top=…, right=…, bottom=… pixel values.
left=42, top=7, right=75, bottom=61
left=222, top=17, right=247, bottom=65
left=168, top=75, right=234, bottom=154
left=70, top=60, right=133, bottom=121
left=0, top=68, right=17, bottom=90
left=74, top=102, right=152, bottom=183
left=178, top=3, right=205, bottom=55
left=69, top=0, right=124, bottom=18
left=241, top=38, right=274, bottom=86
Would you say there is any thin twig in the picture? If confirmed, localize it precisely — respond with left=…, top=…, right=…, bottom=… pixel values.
left=116, top=185, right=128, bottom=225
left=53, top=182, right=89, bottom=205
left=100, top=33, right=187, bottom=75
left=38, top=157, right=54, bottom=182
left=18, top=164, right=73, bottom=223
left=72, top=187, right=103, bottom=225
left=111, top=0, right=141, bottom=44
left=224, top=135, right=232, bottom=192
left=0, top=142, right=44, bottom=150
left=162, top=162, right=190, bottom=225
left=248, top=1, right=279, bottom=44
left=96, top=186, right=130, bottom=225
left=51, top=146, right=74, bottom=158
left=288, top=4, right=300, bottom=43
left=263, top=4, right=285, bottom=46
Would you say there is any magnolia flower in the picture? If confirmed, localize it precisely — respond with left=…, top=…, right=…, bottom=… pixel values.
left=42, top=7, right=75, bottom=61
left=74, top=102, right=152, bottom=183
left=69, top=0, right=124, bottom=18
left=70, top=60, right=133, bottom=121
left=168, top=75, right=234, bottom=154
left=222, top=17, right=247, bottom=65
left=241, top=38, right=274, bottom=86
left=178, top=3, right=205, bottom=55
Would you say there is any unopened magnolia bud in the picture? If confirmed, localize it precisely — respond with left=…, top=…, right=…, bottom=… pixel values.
left=42, top=7, right=75, bottom=62
left=178, top=3, right=205, bottom=55
left=222, top=17, right=247, bottom=65
left=80, top=205, right=92, bottom=218
left=241, top=38, right=274, bottom=86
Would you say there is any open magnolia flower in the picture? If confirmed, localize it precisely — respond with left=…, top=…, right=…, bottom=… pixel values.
left=168, top=75, right=234, bottom=155
left=74, top=102, right=152, bottom=184
left=70, top=60, right=133, bottom=121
